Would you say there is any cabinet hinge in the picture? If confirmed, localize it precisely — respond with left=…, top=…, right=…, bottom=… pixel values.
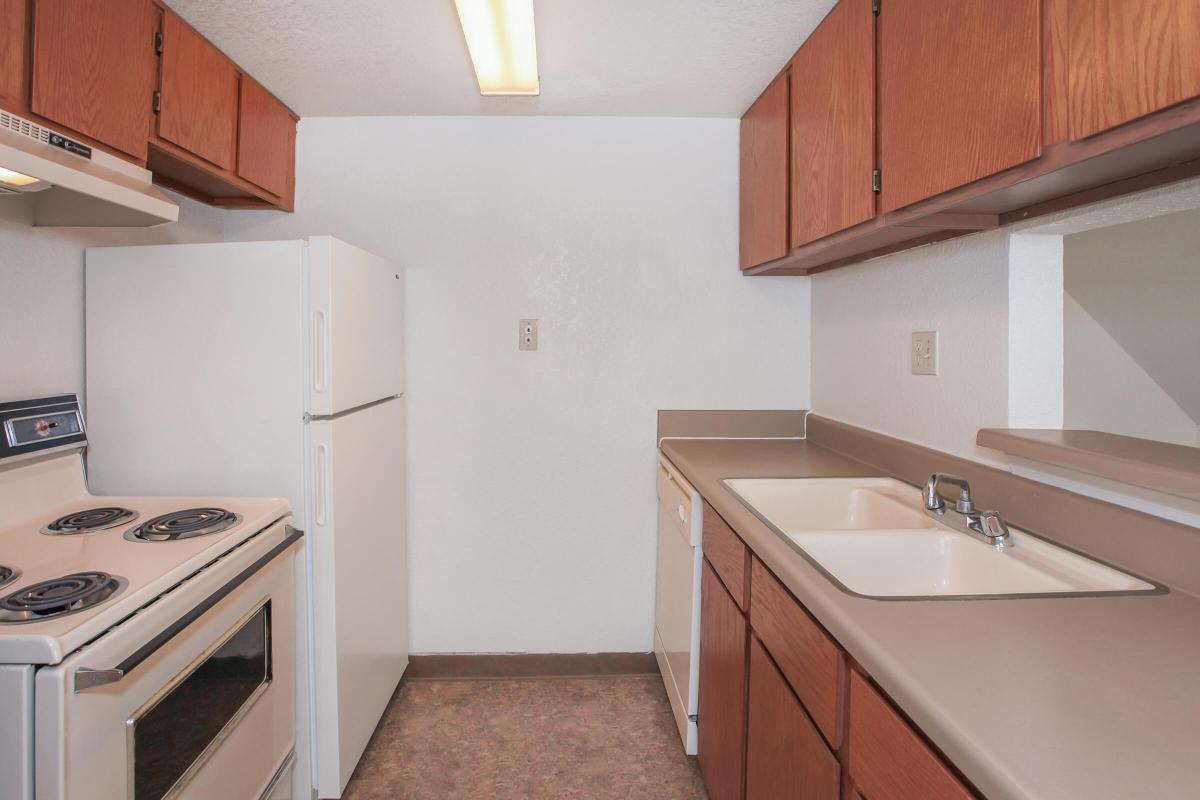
left=872, top=168, right=882, bottom=194
left=154, top=31, right=163, bottom=55
left=152, top=91, right=161, bottom=114
left=872, top=0, right=880, bottom=15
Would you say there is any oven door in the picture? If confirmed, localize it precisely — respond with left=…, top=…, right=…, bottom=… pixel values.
left=34, top=521, right=300, bottom=800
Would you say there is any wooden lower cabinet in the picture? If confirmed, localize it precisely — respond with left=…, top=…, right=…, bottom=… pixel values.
left=848, top=671, right=975, bottom=800
left=698, top=559, right=748, bottom=800
left=703, top=502, right=750, bottom=610
left=694, top=528, right=976, bottom=800
left=745, top=636, right=840, bottom=799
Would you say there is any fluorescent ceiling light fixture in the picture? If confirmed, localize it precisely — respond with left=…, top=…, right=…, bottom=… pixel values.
left=0, top=167, right=46, bottom=188
left=454, top=0, right=540, bottom=95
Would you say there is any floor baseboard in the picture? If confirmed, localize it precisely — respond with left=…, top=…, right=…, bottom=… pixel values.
left=406, top=652, right=658, bottom=680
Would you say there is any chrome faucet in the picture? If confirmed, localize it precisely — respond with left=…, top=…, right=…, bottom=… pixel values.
left=923, top=473, right=1012, bottom=549
left=924, top=473, right=975, bottom=514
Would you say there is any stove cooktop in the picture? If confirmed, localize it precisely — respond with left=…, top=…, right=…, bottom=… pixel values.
left=125, top=507, right=242, bottom=542
left=0, top=572, right=126, bottom=624
left=0, top=566, right=18, bottom=591
left=41, top=506, right=138, bottom=536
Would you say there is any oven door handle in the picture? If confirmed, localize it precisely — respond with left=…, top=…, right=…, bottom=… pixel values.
left=74, top=525, right=303, bottom=693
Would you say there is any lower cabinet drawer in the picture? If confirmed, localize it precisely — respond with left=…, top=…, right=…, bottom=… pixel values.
left=749, top=558, right=844, bottom=747
left=746, top=636, right=840, bottom=800
left=703, top=502, right=750, bottom=609
left=848, top=671, right=975, bottom=800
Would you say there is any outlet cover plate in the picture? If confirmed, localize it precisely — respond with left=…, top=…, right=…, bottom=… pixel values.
left=519, top=318, right=539, bottom=351
left=912, top=331, right=938, bottom=375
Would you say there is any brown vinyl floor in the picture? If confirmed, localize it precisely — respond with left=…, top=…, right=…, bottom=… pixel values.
left=341, top=675, right=709, bottom=800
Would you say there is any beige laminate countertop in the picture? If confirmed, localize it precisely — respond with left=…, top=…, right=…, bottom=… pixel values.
left=660, top=437, right=1200, bottom=800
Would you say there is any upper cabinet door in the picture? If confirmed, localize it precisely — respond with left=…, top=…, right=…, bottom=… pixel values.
left=0, top=0, right=29, bottom=109
left=1068, top=0, right=1200, bottom=140
left=878, top=0, right=1041, bottom=213
left=739, top=72, right=790, bottom=270
left=237, top=77, right=294, bottom=199
left=158, top=10, right=238, bottom=170
left=29, top=0, right=157, bottom=160
left=791, top=0, right=875, bottom=247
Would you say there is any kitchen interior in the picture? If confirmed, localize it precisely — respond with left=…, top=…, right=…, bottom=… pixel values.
left=1, top=1, right=1198, bottom=799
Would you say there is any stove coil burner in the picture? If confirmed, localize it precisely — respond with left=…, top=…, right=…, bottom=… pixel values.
left=0, top=565, right=19, bottom=591
left=41, top=507, right=138, bottom=536
left=0, top=571, right=125, bottom=623
left=125, top=508, right=241, bottom=542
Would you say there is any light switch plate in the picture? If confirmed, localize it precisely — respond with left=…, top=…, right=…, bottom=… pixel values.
left=912, top=331, right=938, bottom=375
left=519, top=319, right=538, bottom=351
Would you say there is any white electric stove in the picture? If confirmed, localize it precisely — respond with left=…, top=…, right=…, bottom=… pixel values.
left=0, top=395, right=302, bottom=800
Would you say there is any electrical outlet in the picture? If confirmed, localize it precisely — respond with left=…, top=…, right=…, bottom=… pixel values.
left=519, top=319, right=538, bottom=351
left=912, top=331, right=938, bottom=375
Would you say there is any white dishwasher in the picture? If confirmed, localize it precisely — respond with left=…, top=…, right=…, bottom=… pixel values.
left=654, top=453, right=703, bottom=754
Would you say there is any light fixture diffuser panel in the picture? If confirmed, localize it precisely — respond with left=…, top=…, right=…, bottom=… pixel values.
left=454, top=0, right=540, bottom=95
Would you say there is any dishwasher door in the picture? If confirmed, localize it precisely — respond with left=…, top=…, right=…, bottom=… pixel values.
left=653, top=455, right=702, bottom=754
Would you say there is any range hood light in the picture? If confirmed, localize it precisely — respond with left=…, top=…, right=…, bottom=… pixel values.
left=454, top=0, right=540, bottom=96
left=0, top=167, right=49, bottom=191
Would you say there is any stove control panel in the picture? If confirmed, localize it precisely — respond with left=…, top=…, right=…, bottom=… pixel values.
left=0, top=395, right=87, bottom=462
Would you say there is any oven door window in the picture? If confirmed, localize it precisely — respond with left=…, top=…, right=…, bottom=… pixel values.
left=129, top=602, right=272, bottom=800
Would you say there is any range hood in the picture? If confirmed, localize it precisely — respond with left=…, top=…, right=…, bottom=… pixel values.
left=0, top=109, right=178, bottom=227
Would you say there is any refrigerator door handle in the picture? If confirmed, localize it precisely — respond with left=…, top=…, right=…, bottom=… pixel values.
left=313, top=310, right=328, bottom=394
left=315, top=443, right=330, bottom=525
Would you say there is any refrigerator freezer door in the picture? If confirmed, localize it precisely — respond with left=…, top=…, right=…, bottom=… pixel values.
left=306, top=237, right=404, bottom=416
left=307, top=396, right=408, bottom=797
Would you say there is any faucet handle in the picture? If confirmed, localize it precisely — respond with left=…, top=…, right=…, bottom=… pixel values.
left=978, top=510, right=1011, bottom=548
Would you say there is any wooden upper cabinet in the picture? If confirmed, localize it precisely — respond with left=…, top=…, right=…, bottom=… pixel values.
left=29, top=0, right=157, bottom=160
left=739, top=71, right=790, bottom=270
left=746, top=637, right=840, bottom=800
left=878, top=0, right=1041, bottom=213
left=237, top=77, right=294, bottom=199
left=790, top=0, right=875, bottom=246
left=158, top=10, right=238, bottom=170
left=1068, top=0, right=1200, bottom=140
left=0, top=0, right=29, bottom=109
left=698, top=560, right=749, bottom=800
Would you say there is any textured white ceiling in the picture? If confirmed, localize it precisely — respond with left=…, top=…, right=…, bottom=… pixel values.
left=166, top=0, right=836, bottom=118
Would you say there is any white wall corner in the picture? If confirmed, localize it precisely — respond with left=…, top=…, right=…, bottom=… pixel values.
left=1007, top=234, right=1064, bottom=429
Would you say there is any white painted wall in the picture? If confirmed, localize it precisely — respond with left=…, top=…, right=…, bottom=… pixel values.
left=811, top=177, right=1200, bottom=526
left=1063, top=207, right=1200, bottom=425
left=223, top=116, right=811, bottom=653
left=0, top=193, right=225, bottom=399
left=1064, top=294, right=1198, bottom=445
left=811, top=229, right=1010, bottom=461
left=1007, top=234, right=1063, bottom=429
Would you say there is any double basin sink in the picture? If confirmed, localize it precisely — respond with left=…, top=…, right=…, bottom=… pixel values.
left=722, top=478, right=1159, bottom=600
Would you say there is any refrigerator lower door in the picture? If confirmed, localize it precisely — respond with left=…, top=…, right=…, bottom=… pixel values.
left=307, top=396, right=408, bottom=798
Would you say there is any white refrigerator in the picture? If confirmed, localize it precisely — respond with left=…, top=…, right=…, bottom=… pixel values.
left=84, top=236, right=407, bottom=799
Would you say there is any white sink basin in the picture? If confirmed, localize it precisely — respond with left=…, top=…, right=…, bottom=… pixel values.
left=723, top=478, right=1158, bottom=599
